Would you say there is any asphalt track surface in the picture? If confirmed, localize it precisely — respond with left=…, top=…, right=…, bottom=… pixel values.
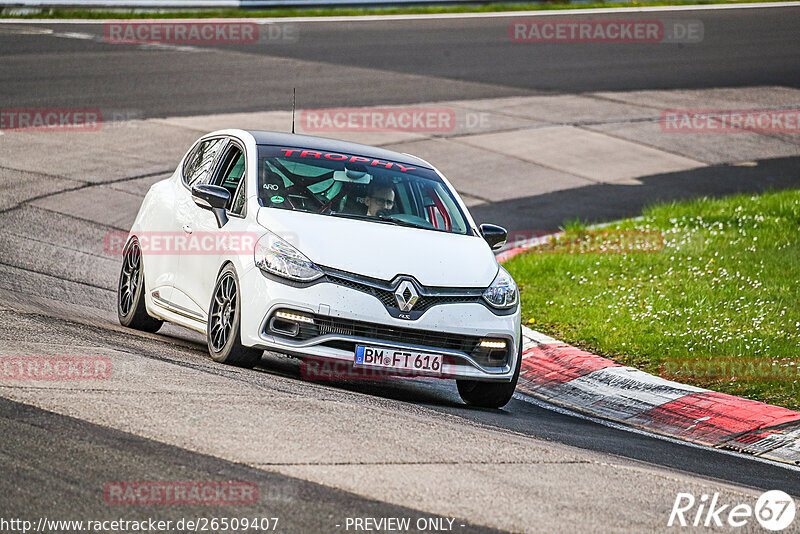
left=0, top=6, right=799, bottom=117
left=1, top=6, right=800, bottom=532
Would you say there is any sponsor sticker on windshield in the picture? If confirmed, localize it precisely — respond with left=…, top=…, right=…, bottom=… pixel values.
left=278, top=148, right=416, bottom=173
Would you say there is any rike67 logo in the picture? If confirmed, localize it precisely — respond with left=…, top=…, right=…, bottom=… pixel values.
left=669, top=490, right=796, bottom=531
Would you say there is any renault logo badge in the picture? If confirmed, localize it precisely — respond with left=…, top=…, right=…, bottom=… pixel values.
left=394, top=280, right=419, bottom=312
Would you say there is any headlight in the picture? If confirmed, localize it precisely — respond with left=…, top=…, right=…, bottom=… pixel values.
left=254, top=233, right=322, bottom=282
left=482, top=267, right=518, bottom=309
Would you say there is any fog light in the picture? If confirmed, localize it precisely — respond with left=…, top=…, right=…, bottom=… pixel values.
left=274, top=310, right=314, bottom=324
left=479, top=339, right=507, bottom=350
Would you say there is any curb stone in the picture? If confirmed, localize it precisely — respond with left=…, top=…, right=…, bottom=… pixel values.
left=516, top=325, right=800, bottom=466
left=497, top=248, right=800, bottom=466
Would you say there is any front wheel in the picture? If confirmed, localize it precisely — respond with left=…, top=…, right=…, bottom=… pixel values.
left=456, top=333, right=522, bottom=409
left=117, top=237, right=163, bottom=333
left=207, top=265, right=262, bottom=368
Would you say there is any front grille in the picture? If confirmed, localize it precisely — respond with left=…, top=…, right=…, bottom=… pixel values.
left=268, top=311, right=510, bottom=369
left=301, top=315, right=480, bottom=353
left=324, top=270, right=483, bottom=314
left=326, top=275, right=398, bottom=308
left=413, top=294, right=478, bottom=312
left=318, top=322, right=353, bottom=336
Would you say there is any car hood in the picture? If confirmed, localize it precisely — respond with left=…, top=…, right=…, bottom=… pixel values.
left=257, top=208, right=498, bottom=287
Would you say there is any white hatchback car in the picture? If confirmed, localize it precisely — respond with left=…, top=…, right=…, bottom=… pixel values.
left=118, top=130, right=521, bottom=407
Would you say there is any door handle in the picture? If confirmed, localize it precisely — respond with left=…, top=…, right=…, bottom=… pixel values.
left=182, top=224, right=193, bottom=234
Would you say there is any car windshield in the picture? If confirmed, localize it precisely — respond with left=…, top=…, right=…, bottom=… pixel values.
left=257, top=145, right=471, bottom=235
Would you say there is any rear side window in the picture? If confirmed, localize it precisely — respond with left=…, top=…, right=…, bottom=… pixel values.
left=183, top=138, right=226, bottom=186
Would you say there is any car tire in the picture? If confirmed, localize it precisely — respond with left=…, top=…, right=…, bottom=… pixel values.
left=207, top=264, right=262, bottom=368
left=117, top=237, right=164, bottom=333
left=456, top=331, right=522, bottom=409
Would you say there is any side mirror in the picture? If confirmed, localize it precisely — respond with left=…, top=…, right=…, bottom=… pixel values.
left=479, top=223, right=508, bottom=250
left=192, top=184, right=230, bottom=228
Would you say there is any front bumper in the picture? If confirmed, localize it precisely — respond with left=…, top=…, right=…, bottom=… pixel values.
left=238, top=266, right=521, bottom=382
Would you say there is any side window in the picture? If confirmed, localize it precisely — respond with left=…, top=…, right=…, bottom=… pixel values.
left=183, top=138, right=226, bottom=187
left=394, top=182, right=412, bottom=215
left=231, top=174, right=247, bottom=215
left=214, top=145, right=247, bottom=215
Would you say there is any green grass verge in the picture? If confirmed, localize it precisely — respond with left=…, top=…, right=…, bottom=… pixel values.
left=504, top=189, right=800, bottom=409
left=0, top=0, right=792, bottom=19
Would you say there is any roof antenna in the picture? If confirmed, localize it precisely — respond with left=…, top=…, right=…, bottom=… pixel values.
left=291, top=87, right=296, bottom=134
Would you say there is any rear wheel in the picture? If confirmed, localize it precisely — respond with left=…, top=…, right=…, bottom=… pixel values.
left=117, top=238, right=163, bottom=333
left=207, top=265, right=262, bottom=368
left=457, top=332, right=522, bottom=409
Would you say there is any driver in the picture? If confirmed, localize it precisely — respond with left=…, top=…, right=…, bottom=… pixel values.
left=364, top=181, right=395, bottom=217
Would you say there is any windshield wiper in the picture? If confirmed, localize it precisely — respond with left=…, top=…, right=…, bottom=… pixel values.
left=376, top=216, right=432, bottom=230
left=328, top=213, right=398, bottom=226
left=329, top=212, right=432, bottom=231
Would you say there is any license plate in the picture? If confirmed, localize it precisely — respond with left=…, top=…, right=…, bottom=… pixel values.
left=354, top=345, right=443, bottom=375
